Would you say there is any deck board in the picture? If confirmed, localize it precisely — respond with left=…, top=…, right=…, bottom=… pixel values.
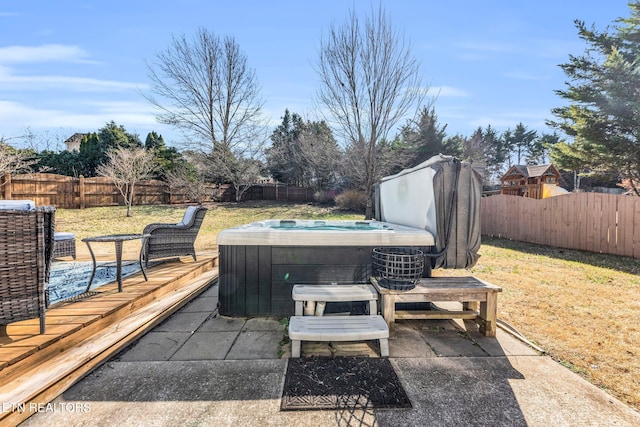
left=0, top=255, right=218, bottom=427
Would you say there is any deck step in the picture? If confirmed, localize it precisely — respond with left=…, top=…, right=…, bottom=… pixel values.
left=288, top=315, right=389, bottom=357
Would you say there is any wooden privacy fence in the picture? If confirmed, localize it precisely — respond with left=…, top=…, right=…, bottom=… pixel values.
left=2, top=173, right=178, bottom=208
left=0, top=172, right=315, bottom=208
left=481, top=193, right=640, bottom=259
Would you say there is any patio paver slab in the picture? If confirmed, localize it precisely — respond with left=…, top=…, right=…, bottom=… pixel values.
left=117, top=331, right=192, bottom=361
left=198, top=316, right=246, bottom=332
left=171, top=331, right=239, bottom=360
left=154, top=311, right=213, bottom=332
left=225, top=331, right=283, bottom=360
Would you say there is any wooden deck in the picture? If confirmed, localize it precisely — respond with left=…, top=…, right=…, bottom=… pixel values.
left=0, top=255, right=219, bottom=427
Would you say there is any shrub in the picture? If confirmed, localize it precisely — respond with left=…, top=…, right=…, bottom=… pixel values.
left=335, top=189, right=367, bottom=213
left=313, top=190, right=336, bottom=205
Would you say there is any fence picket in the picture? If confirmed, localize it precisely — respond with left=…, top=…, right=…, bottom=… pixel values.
left=481, top=193, right=640, bottom=260
left=0, top=172, right=314, bottom=208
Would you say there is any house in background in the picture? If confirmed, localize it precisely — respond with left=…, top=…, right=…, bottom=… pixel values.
left=500, top=164, right=565, bottom=199
left=63, top=133, right=87, bottom=152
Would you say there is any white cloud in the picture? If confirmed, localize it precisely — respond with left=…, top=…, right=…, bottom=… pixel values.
left=0, top=66, right=146, bottom=92
left=0, top=44, right=93, bottom=64
left=0, top=99, right=161, bottom=140
left=431, top=85, right=470, bottom=97
left=454, top=37, right=583, bottom=61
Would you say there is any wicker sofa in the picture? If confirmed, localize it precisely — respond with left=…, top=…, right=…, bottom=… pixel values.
left=141, top=206, right=208, bottom=266
left=0, top=201, right=55, bottom=335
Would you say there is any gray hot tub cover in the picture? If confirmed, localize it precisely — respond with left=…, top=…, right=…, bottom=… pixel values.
left=375, top=155, right=482, bottom=269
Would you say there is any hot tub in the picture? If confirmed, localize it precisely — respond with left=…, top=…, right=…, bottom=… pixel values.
left=217, top=219, right=434, bottom=316
left=218, top=155, right=482, bottom=317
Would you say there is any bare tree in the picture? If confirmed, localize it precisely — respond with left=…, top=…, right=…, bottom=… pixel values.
left=0, top=140, right=38, bottom=194
left=165, top=167, right=211, bottom=204
left=145, top=28, right=266, bottom=199
left=97, top=147, right=157, bottom=217
left=316, top=5, right=425, bottom=218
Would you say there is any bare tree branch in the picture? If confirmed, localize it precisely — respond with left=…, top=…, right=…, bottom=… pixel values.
left=96, top=147, right=157, bottom=216
left=0, top=140, right=38, bottom=188
left=315, top=5, right=426, bottom=218
left=145, top=29, right=264, bottom=153
left=144, top=28, right=266, bottom=199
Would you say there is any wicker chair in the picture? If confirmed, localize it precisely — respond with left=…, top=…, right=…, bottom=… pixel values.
left=141, top=206, right=208, bottom=266
left=0, top=202, right=55, bottom=335
left=53, top=232, right=76, bottom=260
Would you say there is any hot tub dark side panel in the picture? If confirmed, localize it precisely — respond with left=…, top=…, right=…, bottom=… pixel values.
left=219, top=245, right=272, bottom=316
left=219, top=245, right=375, bottom=317
left=270, top=246, right=374, bottom=316
left=219, top=244, right=432, bottom=317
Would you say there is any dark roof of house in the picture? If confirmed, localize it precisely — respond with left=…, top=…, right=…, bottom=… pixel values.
left=504, top=164, right=559, bottom=179
left=64, top=132, right=87, bottom=143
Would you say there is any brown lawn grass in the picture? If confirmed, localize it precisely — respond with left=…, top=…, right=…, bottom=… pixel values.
left=56, top=201, right=640, bottom=410
left=442, top=237, right=640, bottom=411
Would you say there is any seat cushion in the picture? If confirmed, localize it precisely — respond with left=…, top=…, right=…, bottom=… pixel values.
left=0, top=200, right=35, bottom=210
left=54, top=232, right=76, bottom=241
left=178, top=206, right=200, bottom=226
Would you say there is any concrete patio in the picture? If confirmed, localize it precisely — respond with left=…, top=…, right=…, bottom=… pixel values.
left=20, top=281, right=640, bottom=427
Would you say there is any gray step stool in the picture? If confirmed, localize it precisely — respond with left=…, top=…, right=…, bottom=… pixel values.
left=292, top=284, right=378, bottom=316
left=288, top=315, right=389, bottom=357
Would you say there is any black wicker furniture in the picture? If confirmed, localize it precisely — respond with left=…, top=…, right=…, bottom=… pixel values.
left=0, top=202, right=55, bottom=335
left=142, top=206, right=207, bottom=266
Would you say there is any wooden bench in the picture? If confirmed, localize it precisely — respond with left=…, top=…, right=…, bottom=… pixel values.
left=288, top=315, right=389, bottom=357
left=292, top=284, right=378, bottom=316
left=370, top=276, right=502, bottom=337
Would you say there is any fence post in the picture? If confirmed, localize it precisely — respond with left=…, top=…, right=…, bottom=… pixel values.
left=3, top=172, right=11, bottom=200
left=79, top=175, right=85, bottom=209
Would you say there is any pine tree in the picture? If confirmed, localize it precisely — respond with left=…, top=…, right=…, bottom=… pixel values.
left=549, top=2, right=640, bottom=195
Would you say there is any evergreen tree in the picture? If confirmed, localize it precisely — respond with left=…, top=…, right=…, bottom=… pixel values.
left=503, top=122, right=537, bottom=166
left=99, top=120, right=142, bottom=151
left=400, top=106, right=453, bottom=165
left=75, top=122, right=145, bottom=176
left=36, top=150, right=82, bottom=176
left=266, top=109, right=342, bottom=189
left=460, top=125, right=507, bottom=184
left=144, top=131, right=185, bottom=180
left=549, top=2, right=640, bottom=195
left=265, top=109, right=305, bottom=185
left=78, top=132, right=103, bottom=176
left=144, top=131, right=165, bottom=151
left=529, top=133, right=559, bottom=165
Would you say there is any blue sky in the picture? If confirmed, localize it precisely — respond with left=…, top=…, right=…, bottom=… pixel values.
left=0, top=1, right=633, bottom=151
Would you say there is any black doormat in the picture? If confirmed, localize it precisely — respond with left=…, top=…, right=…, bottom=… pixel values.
left=281, top=357, right=412, bottom=411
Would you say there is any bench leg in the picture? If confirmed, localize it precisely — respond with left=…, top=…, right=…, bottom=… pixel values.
left=478, top=293, right=498, bottom=337
left=369, top=300, right=377, bottom=316
left=381, top=294, right=396, bottom=337
left=292, top=340, right=301, bottom=357
left=304, top=301, right=316, bottom=316
left=379, top=338, right=389, bottom=357
left=295, top=301, right=303, bottom=316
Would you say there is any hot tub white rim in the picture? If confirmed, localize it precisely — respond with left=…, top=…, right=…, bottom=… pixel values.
left=216, top=220, right=435, bottom=246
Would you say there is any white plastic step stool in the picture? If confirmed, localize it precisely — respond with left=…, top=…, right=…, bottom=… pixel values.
left=292, top=284, right=378, bottom=316
left=288, top=315, right=389, bottom=357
